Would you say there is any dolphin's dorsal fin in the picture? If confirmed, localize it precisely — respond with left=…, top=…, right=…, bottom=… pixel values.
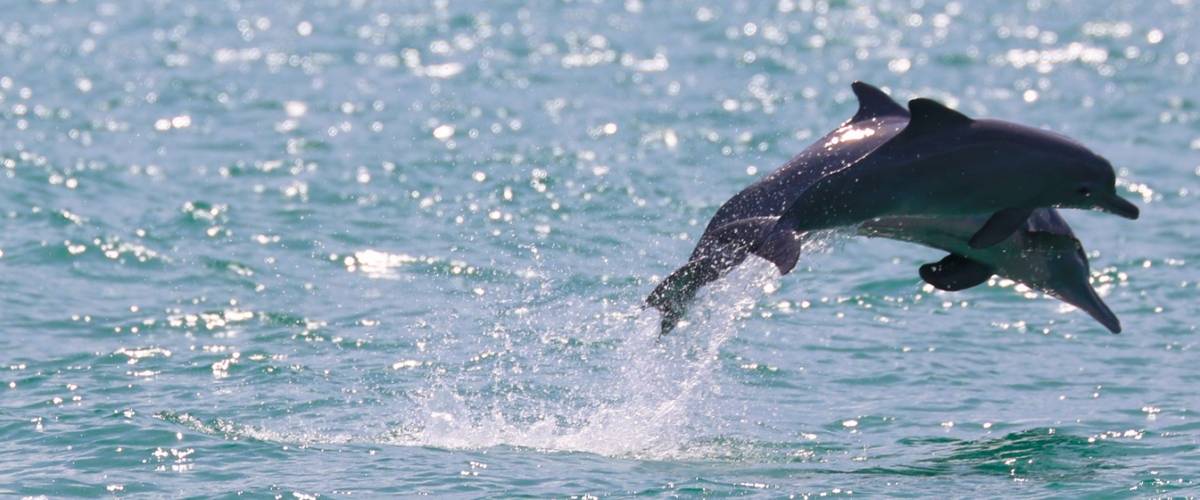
left=850, top=81, right=908, bottom=122
left=900, top=98, right=973, bottom=137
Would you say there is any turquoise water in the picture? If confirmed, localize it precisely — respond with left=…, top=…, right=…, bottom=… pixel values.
left=1, top=0, right=1197, bottom=496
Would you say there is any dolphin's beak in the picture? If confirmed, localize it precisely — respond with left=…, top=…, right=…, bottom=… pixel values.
left=1093, top=193, right=1140, bottom=220
left=1055, top=284, right=1122, bottom=334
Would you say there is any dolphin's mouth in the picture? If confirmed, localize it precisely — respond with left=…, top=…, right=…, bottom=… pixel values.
left=1092, top=193, right=1140, bottom=220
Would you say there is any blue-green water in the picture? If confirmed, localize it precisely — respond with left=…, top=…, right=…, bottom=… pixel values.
left=1, top=0, right=1197, bottom=496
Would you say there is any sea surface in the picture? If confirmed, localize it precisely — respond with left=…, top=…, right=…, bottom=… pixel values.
left=1, top=0, right=1198, bottom=497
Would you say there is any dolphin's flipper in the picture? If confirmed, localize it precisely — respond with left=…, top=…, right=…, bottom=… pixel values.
left=919, top=254, right=994, bottom=291
left=752, top=225, right=804, bottom=275
left=969, top=208, right=1035, bottom=249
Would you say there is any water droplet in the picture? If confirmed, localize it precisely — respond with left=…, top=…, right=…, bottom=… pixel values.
left=433, top=124, right=455, bottom=140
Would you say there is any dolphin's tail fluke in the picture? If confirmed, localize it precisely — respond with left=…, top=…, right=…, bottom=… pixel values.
left=646, top=252, right=743, bottom=334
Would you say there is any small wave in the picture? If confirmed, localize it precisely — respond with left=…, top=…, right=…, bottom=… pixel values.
left=860, top=428, right=1140, bottom=480
left=156, top=411, right=356, bottom=446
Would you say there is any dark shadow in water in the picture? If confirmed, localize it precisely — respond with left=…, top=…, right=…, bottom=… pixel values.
left=847, top=428, right=1137, bottom=482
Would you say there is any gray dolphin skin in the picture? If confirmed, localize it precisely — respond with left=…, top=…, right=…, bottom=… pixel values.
left=859, top=210, right=1122, bottom=333
left=754, top=87, right=1139, bottom=276
left=648, top=82, right=1135, bottom=334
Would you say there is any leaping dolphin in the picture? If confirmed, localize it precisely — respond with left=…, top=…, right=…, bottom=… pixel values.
left=648, top=82, right=1135, bottom=334
left=860, top=210, right=1122, bottom=333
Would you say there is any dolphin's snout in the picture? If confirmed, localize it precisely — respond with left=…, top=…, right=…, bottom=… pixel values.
left=1057, top=284, right=1122, bottom=334
left=1093, top=193, right=1140, bottom=220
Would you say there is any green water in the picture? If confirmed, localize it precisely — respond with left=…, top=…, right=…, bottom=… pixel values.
left=1, top=0, right=1197, bottom=497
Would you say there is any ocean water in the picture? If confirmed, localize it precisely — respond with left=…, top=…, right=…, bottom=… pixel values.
left=1, top=0, right=1197, bottom=496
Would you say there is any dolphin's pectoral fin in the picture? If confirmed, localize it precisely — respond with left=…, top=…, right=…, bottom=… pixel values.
left=752, top=227, right=804, bottom=275
left=969, top=208, right=1035, bottom=249
left=918, top=254, right=994, bottom=292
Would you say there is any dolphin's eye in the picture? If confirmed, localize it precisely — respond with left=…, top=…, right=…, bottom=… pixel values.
left=1077, top=186, right=1092, bottom=197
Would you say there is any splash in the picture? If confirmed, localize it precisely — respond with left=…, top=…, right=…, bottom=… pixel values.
left=387, top=258, right=785, bottom=459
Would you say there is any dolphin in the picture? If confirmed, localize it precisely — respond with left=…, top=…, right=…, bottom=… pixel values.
left=859, top=209, right=1122, bottom=333
left=753, top=90, right=1139, bottom=276
left=648, top=82, right=1135, bottom=334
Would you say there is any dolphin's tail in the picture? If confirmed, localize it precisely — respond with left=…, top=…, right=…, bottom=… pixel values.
left=646, top=252, right=744, bottom=334
left=648, top=217, right=789, bottom=333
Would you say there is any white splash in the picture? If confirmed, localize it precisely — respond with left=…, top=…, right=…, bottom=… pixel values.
left=388, top=259, right=783, bottom=459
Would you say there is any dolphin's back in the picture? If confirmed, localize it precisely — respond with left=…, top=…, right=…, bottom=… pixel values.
left=703, top=84, right=910, bottom=233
